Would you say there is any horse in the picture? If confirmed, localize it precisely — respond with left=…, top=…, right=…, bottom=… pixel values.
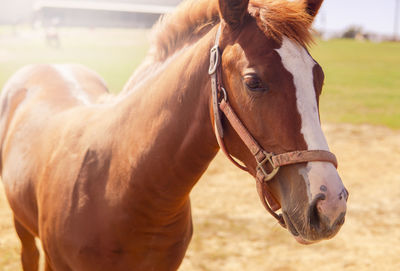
left=0, top=0, right=348, bottom=270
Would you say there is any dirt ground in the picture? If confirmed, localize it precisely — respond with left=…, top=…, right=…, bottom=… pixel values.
left=1, top=123, right=399, bottom=271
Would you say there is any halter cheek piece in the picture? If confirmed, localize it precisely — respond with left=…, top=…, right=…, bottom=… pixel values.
left=209, top=25, right=338, bottom=227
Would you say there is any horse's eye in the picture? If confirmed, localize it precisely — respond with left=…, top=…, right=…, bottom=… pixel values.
left=243, top=74, right=269, bottom=92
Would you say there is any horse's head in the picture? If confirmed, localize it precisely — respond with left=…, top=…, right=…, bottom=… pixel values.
left=213, top=0, right=348, bottom=244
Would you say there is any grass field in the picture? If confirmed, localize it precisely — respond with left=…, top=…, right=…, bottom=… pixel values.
left=0, top=27, right=148, bottom=93
left=0, top=26, right=400, bottom=271
left=313, top=39, right=400, bottom=128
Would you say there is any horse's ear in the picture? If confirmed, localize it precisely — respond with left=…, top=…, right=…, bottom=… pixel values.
left=305, top=0, right=324, bottom=18
left=218, top=0, right=249, bottom=28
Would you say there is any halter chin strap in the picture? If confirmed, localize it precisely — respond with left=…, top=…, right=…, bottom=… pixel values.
left=209, top=24, right=338, bottom=227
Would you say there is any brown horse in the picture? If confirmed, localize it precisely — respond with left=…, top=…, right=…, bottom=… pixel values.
left=0, top=0, right=348, bottom=270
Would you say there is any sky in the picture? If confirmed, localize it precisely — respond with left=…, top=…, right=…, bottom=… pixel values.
left=0, top=0, right=399, bottom=36
left=313, top=0, right=400, bottom=36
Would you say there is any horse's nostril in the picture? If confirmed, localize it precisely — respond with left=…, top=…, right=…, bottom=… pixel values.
left=344, top=188, right=349, bottom=201
left=339, top=188, right=349, bottom=202
left=308, top=193, right=326, bottom=230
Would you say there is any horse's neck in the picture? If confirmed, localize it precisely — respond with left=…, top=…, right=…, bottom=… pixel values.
left=112, top=34, right=218, bottom=216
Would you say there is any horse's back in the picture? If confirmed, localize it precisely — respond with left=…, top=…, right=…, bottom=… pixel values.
left=1, top=63, right=109, bottom=107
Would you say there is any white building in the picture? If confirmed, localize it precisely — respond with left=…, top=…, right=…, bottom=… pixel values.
left=0, top=0, right=182, bottom=27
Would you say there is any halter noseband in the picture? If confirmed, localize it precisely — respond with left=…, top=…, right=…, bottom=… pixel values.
left=209, top=25, right=338, bottom=227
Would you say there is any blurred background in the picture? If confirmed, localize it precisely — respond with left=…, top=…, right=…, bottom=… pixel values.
left=0, top=0, right=399, bottom=270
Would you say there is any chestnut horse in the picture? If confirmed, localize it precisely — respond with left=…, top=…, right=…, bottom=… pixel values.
left=0, top=0, right=348, bottom=270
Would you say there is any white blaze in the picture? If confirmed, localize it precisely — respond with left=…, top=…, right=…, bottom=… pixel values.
left=275, top=37, right=344, bottom=203
left=275, top=37, right=329, bottom=151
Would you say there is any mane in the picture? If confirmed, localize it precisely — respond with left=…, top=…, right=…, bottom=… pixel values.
left=149, top=0, right=314, bottom=62
left=149, top=0, right=220, bottom=62
left=250, top=0, right=314, bottom=47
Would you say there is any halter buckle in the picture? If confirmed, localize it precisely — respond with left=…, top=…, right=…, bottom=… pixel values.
left=208, top=45, right=220, bottom=75
left=256, top=151, right=280, bottom=182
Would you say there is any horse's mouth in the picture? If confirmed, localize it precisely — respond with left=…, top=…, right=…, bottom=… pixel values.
left=282, top=211, right=299, bottom=236
left=282, top=211, right=314, bottom=245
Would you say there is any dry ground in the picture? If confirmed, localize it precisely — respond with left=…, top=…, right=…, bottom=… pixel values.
left=1, top=123, right=399, bottom=270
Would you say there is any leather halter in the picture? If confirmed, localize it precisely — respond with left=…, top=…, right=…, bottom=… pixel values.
left=209, top=25, right=338, bottom=227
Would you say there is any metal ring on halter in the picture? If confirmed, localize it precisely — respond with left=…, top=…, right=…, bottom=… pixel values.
left=220, top=87, right=227, bottom=102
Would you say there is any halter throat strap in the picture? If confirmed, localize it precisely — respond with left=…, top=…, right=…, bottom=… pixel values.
left=208, top=24, right=338, bottom=227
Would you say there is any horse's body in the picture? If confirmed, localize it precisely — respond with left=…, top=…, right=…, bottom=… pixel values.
left=1, top=60, right=213, bottom=270
left=1, top=0, right=348, bottom=270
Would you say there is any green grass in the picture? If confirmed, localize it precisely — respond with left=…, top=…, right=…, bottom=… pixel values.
left=0, top=27, right=148, bottom=93
left=1, top=27, right=399, bottom=128
left=311, top=39, right=400, bottom=129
